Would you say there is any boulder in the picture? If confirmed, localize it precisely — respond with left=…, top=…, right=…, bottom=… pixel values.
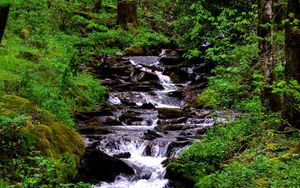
left=166, top=141, right=192, bottom=157
left=140, top=103, right=156, bottom=109
left=159, top=50, right=180, bottom=65
left=143, top=145, right=152, bottom=156
left=167, top=90, right=184, bottom=100
left=76, top=148, right=134, bottom=183
left=164, top=68, right=190, bottom=83
left=137, top=71, right=159, bottom=82
left=124, top=45, right=144, bottom=56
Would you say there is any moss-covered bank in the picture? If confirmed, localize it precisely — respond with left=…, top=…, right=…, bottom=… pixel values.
left=0, top=95, right=85, bottom=186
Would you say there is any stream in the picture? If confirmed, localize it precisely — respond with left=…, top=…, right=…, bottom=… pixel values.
left=78, top=53, right=215, bottom=188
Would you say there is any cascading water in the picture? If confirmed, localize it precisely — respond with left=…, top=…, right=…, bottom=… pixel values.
left=80, top=54, right=216, bottom=188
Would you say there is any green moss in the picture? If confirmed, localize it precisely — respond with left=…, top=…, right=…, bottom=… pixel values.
left=124, top=45, right=145, bottom=56
left=167, top=113, right=270, bottom=186
left=158, top=108, right=187, bottom=118
left=0, top=95, right=56, bottom=124
left=0, top=95, right=85, bottom=185
left=195, top=88, right=219, bottom=109
left=32, top=121, right=85, bottom=166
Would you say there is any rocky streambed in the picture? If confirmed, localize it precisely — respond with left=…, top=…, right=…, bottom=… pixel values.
left=75, top=51, right=227, bottom=187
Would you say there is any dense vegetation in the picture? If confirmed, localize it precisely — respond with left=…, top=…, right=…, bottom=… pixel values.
left=1, top=0, right=300, bottom=187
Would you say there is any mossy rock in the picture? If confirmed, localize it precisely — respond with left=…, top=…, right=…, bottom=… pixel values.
left=0, top=95, right=55, bottom=124
left=158, top=108, right=187, bottom=119
left=86, top=117, right=104, bottom=127
left=0, top=95, right=85, bottom=178
left=34, top=122, right=85, bottom=165
left=169, top=72, right=181, bottom=83
left=124, top=45, right=144, bottom=56
left=165, top=162, right=196, bottom=187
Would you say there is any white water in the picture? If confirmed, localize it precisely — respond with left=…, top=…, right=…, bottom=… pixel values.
left=93, top=138, right=170, bottom=188
left=155, top=71, right=177, bottom=92
left=85, top=56, right=210, bottom=188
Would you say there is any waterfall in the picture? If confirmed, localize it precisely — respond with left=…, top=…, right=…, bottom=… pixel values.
left=80, top=54, right=215, bottom=188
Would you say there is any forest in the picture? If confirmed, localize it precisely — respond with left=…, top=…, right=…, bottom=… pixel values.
left=1, top=0, right=300, bottom=187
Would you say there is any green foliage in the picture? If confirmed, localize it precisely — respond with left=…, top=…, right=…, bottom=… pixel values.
left=172, top=0, right=257, bottom=61
left=0, top=1, right=108, bottom=186
left=197, top=156, right=300, bottom=187
left=167, top=111, right=282, bottom=186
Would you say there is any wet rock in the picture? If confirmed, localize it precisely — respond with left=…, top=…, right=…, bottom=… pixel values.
left=75, top=104, right=115, bottom=121
left=120, top=99, right=137, bottom=107
left=167, top=90, right=184, bottom=100
left=167, top=141, right=192, bottom=157
left=115, top=51, right=124, bottom=60
left=143, top=145, right=152, bottom=156
left=131, top=165, right=152, bottom=180
left=144, top=130, right=163, bottom=140
left=101, top=78, right=118, bottom=86
left=86, top=117, right=104, bottom=127
left=140, top=103, right=156, bottom=109
left=138, top=170, right=152, bottom=180
left=113, top=152, right=131, bottom=159
left=137, top=71, right=159, bottom=82
left=159, top=50, right=180, bottom=65
left=102, top=116, right=123, bottom=126
left=197, top=110, right=212, bottom=118
left=109, top=66, right=132, bottom=76
left=158, top=108, right=187, bottom=119
left=135, top=85, right=152, bottom=92
left=155, top=124, right=184, bottom=132
left=164, top=67, right=190, bottom=83
left=78, top=127, right=112, bottom=135
left=113, top=83, right=135, bottom=91
left=119, top=111, right=143, bottom=125
left=76, top=148, right=134, bottom=183
left=166, top=117, right=188, bottom=124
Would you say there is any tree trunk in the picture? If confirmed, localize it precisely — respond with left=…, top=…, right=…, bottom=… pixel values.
left=284, top=0, right=300, bottom=127
left=258, top=0, right=282, bottom=112
left=117, top=0, right=138, bottom=29
left=0, top=4, right=10, bottom=43
left=94, top=0, right=102, bottom=12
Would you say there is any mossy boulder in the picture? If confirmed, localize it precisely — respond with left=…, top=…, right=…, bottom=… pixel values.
left=158, top=108, right=187, bottom=119
left=124, top=45, right=144, bottom=56
left=34, top=122, right=85, bottom=165
left=0, top=95, right=85, bottom=180
left=0, top=95, right=56, bottom=124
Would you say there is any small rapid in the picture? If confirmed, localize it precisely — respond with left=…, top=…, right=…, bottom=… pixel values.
left=78, top=53, right=214, bottom=188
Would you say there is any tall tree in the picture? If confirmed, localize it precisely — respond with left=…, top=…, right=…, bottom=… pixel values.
left=284, top=0, right=300, bottom=127
left=117, top=0, right=138, bottom=29
left=258, top=0, right=282, bottom=112
left=0, top=3, right=10, bottom=43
